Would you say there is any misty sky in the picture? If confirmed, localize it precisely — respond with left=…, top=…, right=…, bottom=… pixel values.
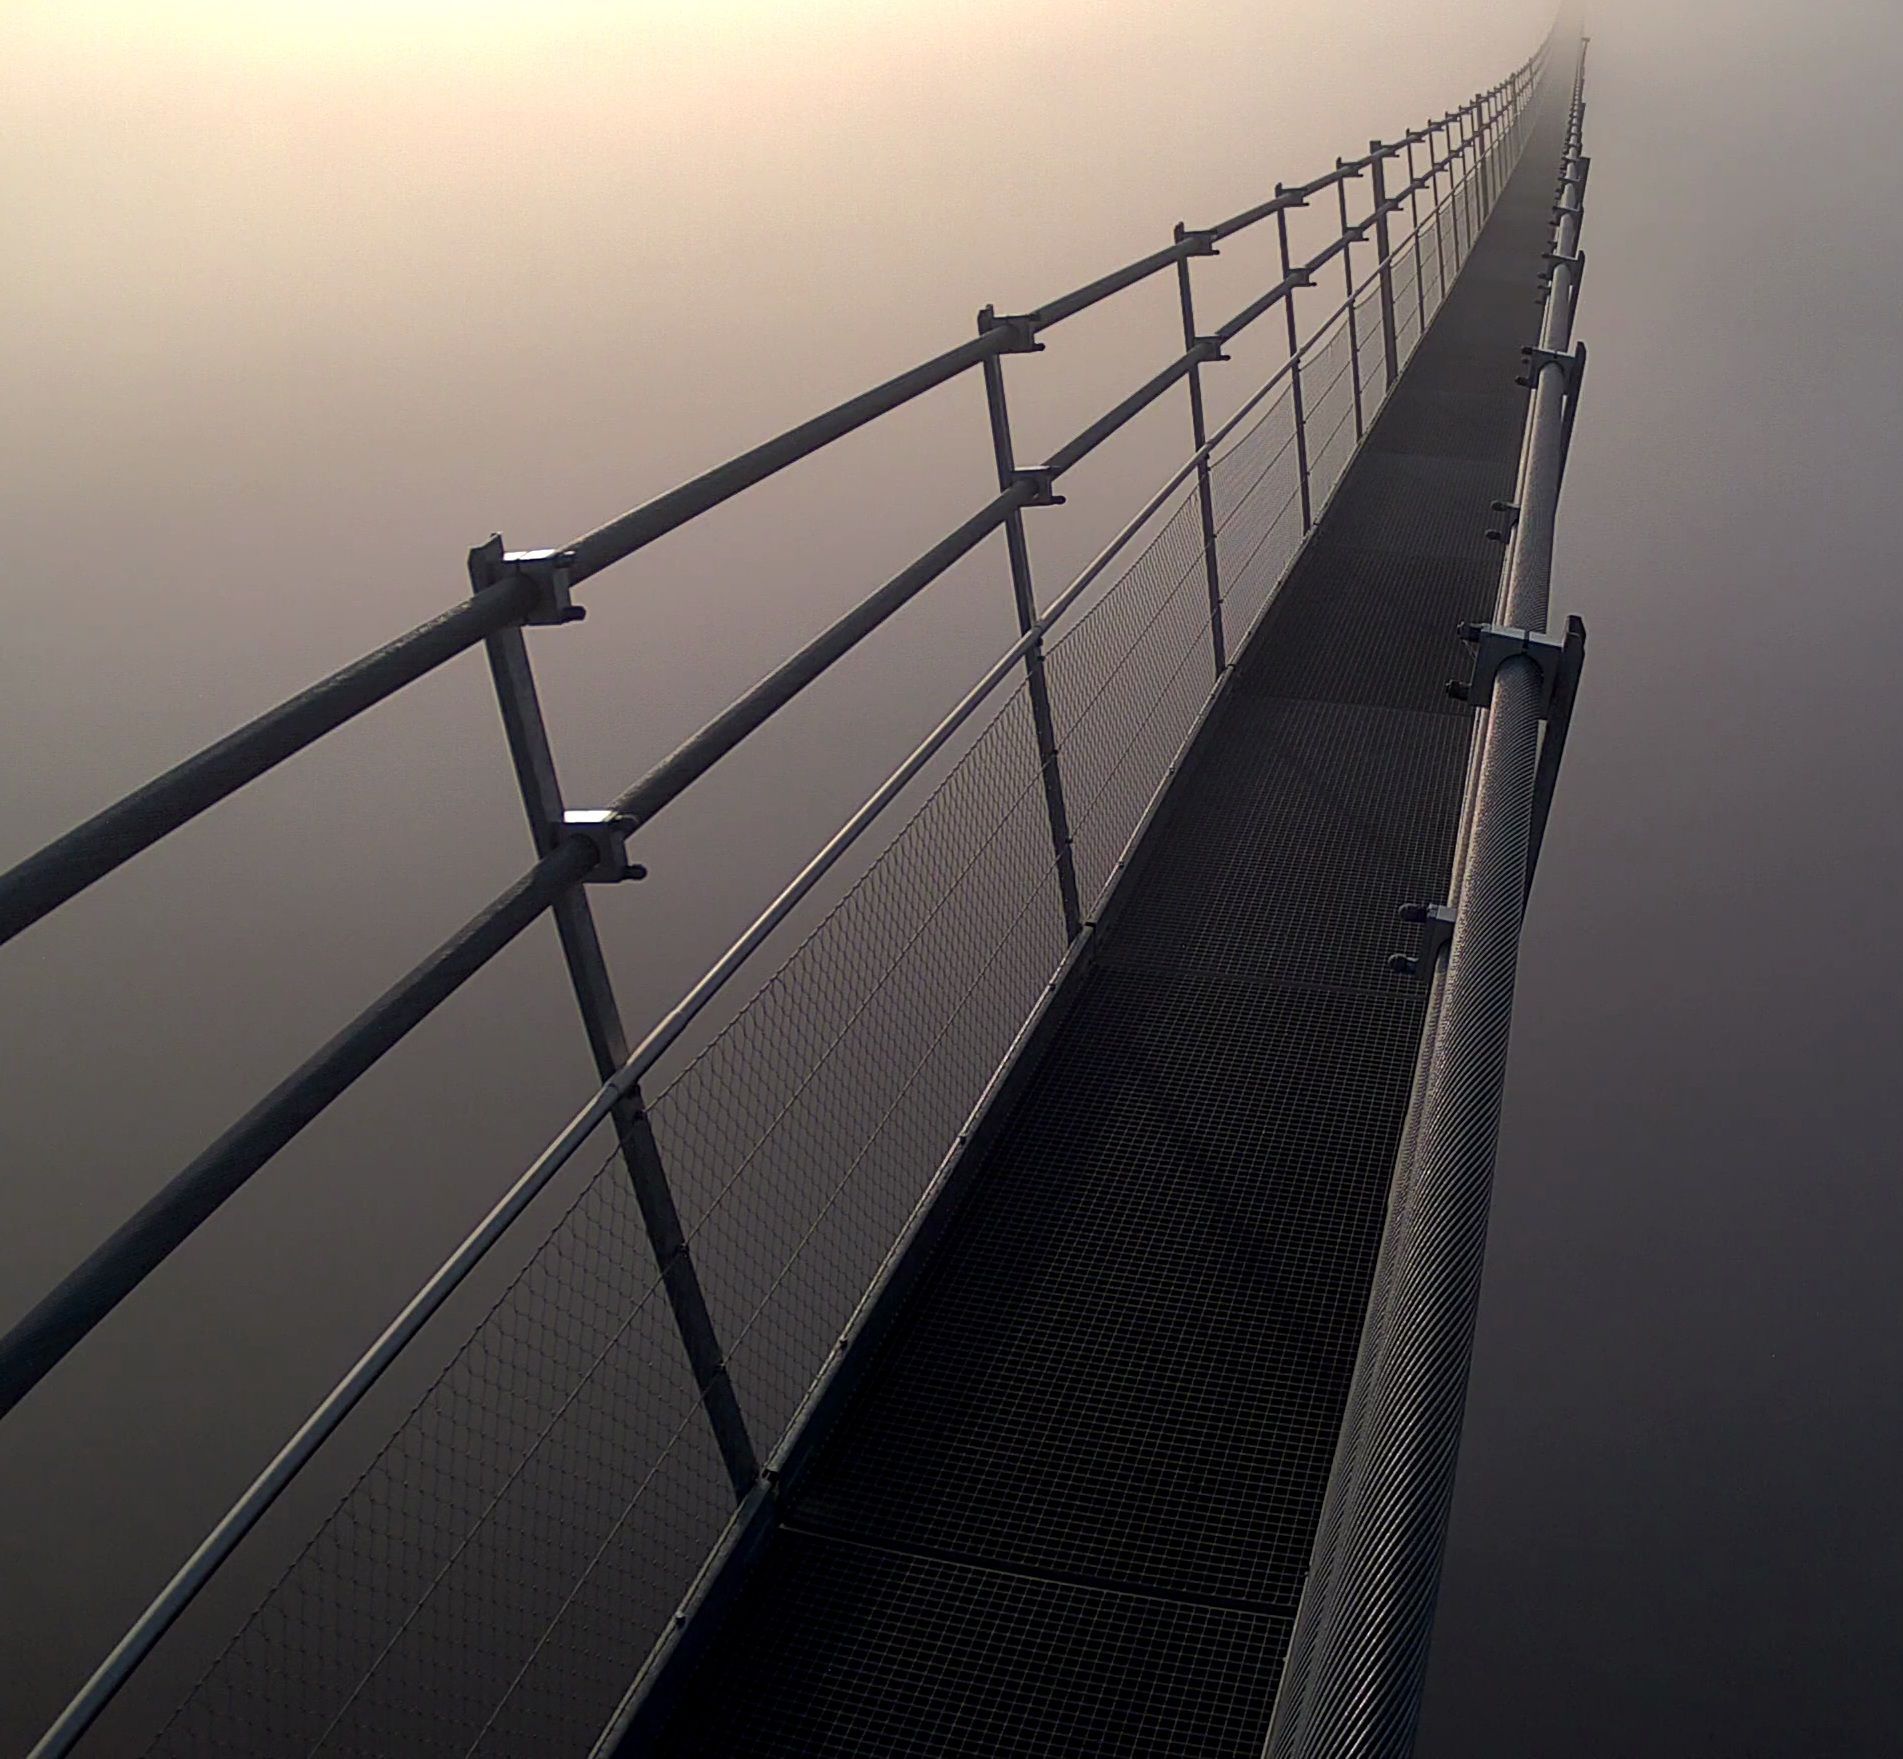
left=4, top=0, right=1902, bottom=1752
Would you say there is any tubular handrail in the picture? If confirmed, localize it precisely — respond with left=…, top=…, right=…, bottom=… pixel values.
left=0, top=42, right=1542, bottom=1432
left=12, top=39, right=1556, bottom=1748
left=18, top=253, right=1428, bottom=1746
left=1264, top=38, right=1589, bottom=1757
left=0, top=54, right=1538, bottom=961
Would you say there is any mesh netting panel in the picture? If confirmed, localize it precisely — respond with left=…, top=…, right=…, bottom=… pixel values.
left=1044, top=486, right=1216, bottom=912
left=1393, top=238, right=1426, bottom=361
left=1354, top=283, right=1388, bottom=420
left=1303, top=326, right=1359, bottom=513
left=146, top=1141, right=733, bottom=1759
left=646, top=682, right=1069, bottom=1451
left=1208, top=384, right=1304, bottom=643
left=1421, top=204, right=1453, bottom=312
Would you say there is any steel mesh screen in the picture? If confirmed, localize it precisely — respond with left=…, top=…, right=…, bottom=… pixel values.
left=646, top=682, right=1069, bottom=1451
left=144, top=1126, right=733, bottom=1759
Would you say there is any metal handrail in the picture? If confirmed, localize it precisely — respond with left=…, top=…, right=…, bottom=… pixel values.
left=19, top=118, right=1527, bottom=1744
left=0, top=60, right=1535, bottom=955
left=14, top=36, right=1556, bottom=1754
left=1264, top=37, right=1590, bottom=1757
left=0, top=45, right=1544, bottom=1430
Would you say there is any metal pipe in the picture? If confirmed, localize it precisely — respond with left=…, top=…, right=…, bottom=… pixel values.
left=1043, top=342, right=1215, bottom=477
left=978, top=309, right=1085, bottom=943
left=610, top=480, right=1033, bottom=826
left=470, top=544, right=758, bottom=1498
left=0, top=578, right=538, bottom=952
left=1334, top=163, right=1367, bottom=443
left=1275, top=193, right=1314, bottom=532
left=1212, top=267, right=1308, bottom=349
left=563, top=329, right=1016, bottom=583
left=1173, top=224, right=1226, bottom=677
left=1264, top=43, right=1587, bottom=1758
left=1368, top=145, right=1403, bottom=388
left=0, top=837, right=593, bottom=1421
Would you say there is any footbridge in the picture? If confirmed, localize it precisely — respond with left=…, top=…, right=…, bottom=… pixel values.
left=3, top=30, right=1592, bottom=1758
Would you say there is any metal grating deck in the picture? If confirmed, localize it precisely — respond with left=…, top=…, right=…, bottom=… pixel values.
left=639, top=91, right=1569, bottom=1759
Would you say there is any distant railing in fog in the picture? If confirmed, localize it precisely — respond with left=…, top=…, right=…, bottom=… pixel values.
left=7, top=35, right=1554, bottom=1758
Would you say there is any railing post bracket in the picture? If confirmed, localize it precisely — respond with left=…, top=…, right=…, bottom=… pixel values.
left=468, top=534, right=584, bottom=627
left=1388, top=902, right=1456, bottom=976
left=976, top=307, right=1044, bottom=354
left=1516, top=341, right=1582, bottom=392
left=1446, top=621, right=1575, bottom=715
left=561, top=810, right=646, bottom=884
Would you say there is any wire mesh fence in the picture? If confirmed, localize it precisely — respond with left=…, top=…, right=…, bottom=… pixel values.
left=86, top=66, right=1542, bottom=1759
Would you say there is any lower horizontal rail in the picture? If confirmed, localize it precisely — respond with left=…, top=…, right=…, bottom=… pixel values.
left=0, top=836, right=594, bottom=1421
left=0, top=578, right=539, bottom=952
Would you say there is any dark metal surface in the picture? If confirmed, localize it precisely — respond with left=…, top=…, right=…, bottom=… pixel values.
left=641, top=62, right=1569, bottom=1757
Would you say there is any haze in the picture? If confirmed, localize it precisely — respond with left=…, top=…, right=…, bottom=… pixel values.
left=3, top=0, right=1900, bottom=1751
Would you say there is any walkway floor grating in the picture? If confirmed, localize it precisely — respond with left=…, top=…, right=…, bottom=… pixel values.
left=640, top=85, right=1571, bottom=1758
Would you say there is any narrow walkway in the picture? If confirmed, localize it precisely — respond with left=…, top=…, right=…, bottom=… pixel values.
left=642, top=92, right=1568, bottom=1758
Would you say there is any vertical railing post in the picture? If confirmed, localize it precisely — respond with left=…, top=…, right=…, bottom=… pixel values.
left=1477, top=90, right=1492, bottom=210
left=467, top=539, right=759, bottom=1501
left=1443, top=113, right=1464, bottom=264
left=1427, top=119, right=1450, bottom=307
left=1274, top=188, right=1314, bottom=533
left=1485, top=87, right=1502, bottom=204
left=1403, top=131, right=1429, bottom=338
left=1333, top=162, right=1366, bottom=443
left=976, top=308, right=1085, bottom=943
left=1172, top=223, right=1227, bottom=678
left=1368, top=142, right=1402, bottom=390
left=1456, top=101, right=1477, bottom=256
left=1464, top=101, right=1481, bottom=252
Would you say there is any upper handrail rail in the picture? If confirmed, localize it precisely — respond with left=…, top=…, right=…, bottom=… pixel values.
left=0, top=55, right=1538, bottom=954
left=0, top=39, right=1547, bottom=1427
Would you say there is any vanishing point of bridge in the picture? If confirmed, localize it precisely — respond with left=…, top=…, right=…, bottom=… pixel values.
left=3, top=29, right=1591, bottom=1759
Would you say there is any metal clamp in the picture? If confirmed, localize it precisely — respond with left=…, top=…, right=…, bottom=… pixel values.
left=977, top=309, right=1043, bottom=354
left=1485, top=500, right=1520, bottom=544
left=561, top=810, right=645, bottom=883
left=468, top=535, right=584, bottom=627
left=1179, top=229, right=1221, bottom=258
left=1387, top=902, right=1456, bottom=976
left=1516, top=342, right=1583, bottom=391
left=1013, top=465, right=1065, bottom=507
left=1446, top=622, right=1570, bottom=715
left=1193, top=336, right=1232, bottom=364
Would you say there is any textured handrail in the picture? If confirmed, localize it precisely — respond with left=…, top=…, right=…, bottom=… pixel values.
left=1263, top=36, right=1590, bottom=1759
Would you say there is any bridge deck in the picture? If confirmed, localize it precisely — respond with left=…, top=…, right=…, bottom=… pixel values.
left=642, top=95, right=1566, bottom=1758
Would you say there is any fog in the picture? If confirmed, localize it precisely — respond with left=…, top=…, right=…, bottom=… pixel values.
left=3, top=0, right=1899, bottom=1750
